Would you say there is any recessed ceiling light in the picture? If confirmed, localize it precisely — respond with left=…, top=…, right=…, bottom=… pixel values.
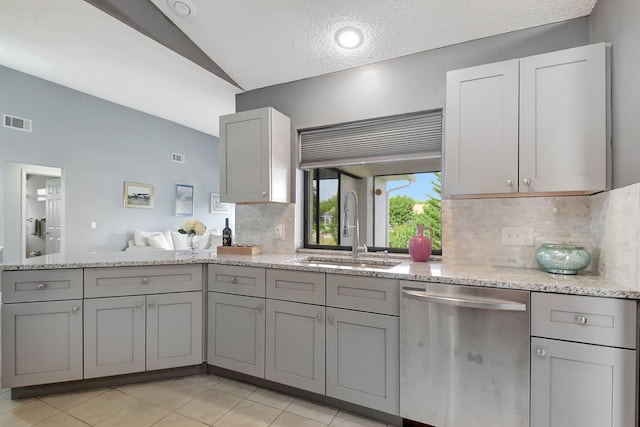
left=335, top=27, right=364, bottom=49
left=167, top=0, right=197, bottom=18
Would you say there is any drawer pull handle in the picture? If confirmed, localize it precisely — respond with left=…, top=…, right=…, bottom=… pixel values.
left=316, top=313, right=323, bottom=322
left=327, top=315, right=334, bottom=324
left=71, top=306, right=80, bottom=313
left=536, top=348, right=546, bottom=357
left=135, top=302, right=143, bottom=308
left=256, top=304, right=263, bottom=312
left=37, top=283, right=47, bottom=289
left=230, top=277, right=237, bottom=283
left=142, top=277, right=149, bottom=284
left=576, top=315, right=588, bottom=325
left=148, top=301, right=156, bottom=308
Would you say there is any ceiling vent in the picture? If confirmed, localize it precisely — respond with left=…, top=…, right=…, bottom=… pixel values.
left=3, top=114, right=32, bottom=132
left=172, top=152, right=185, bottom=163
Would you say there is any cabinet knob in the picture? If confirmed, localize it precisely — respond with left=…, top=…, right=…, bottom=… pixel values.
left=148, top=301, right=156, bottom=308
left=142, top=277, right=149, bottom=284
left=506, top=179, right=514, bottom=186
left=536, top=348, right=546, bottom=357
left=256, top=304, right=263, bottom=312
left=71, top=306, right=80, bottom=313
left=261, top=192, right=267, bottom=196
left=230, top=277, right=237, bottom=283
left=327, top=315, right=334, bottom=324
left=37, top=283, right=47, bottom=290
left=522, top=178, right=532, bottom=185
left=135, top=302, right=143, bottom=308
left=316, top=313, right=323, bottom=322
left=576, top=315, right=588, bottom=325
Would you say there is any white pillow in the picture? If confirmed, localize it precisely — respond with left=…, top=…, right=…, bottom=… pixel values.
left=170, top=231, right=190, bottom=250
left=148, top=232, right=173, bottom=250
left=134, top=230, right=154, bottom=246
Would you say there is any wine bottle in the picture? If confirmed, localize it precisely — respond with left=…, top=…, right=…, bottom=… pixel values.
left=222, top=218, right=232, bottom=246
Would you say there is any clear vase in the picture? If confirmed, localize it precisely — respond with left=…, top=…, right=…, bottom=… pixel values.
left=188, top=234, right=199, bottom=255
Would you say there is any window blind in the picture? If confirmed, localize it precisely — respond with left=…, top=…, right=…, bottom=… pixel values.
left=299, top=109, right=442, bottom=169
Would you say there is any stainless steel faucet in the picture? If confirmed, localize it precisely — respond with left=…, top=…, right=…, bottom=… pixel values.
left=342, top=190, right=367, bottom=258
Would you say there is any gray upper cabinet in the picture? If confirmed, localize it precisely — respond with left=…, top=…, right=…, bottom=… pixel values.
left=219, top=107, right=291, bottom=203
left=445, top=43, right=610, bottom=197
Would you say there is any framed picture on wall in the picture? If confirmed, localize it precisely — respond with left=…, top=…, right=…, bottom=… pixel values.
left=210, top=193, right=230, bottom=214
left=123, top=181, right=154, bottom=209
left=175, top=184, right=194, bottom=216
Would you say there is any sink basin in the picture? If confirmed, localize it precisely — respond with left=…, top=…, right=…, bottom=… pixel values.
left=290, top=256, right=401, bottom=270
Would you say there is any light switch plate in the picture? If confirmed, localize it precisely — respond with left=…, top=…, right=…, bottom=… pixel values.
left=502, top=226, right=533, bottom=246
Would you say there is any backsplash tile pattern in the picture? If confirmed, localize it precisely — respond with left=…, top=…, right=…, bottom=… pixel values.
left=442, top=196, right=592, bottom=270
left=234, top=204, right=296, bottom=253
left=590, top=183, right=640, bottom=289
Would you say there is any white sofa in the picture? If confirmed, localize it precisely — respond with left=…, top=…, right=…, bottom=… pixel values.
left=125, top=230, right=221, bottom=251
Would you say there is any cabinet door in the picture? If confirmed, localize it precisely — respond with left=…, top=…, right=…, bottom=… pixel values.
left=444, top=59, right=519, bottom=196
left=531, top=337, right=636, bottom=427
left=326, top=308, right=399, bottom=415
left=208, top=292, right=265, bottom=377
left=220, top=108, right=270, bottom=203
left=265, top=299, right=325, bottom=394
left=1, top=300, right=83, bottom=387
left=519, top=43, right=609, bottom=193
left=84, top=296, right=146, bottom=378
left=147, top=292, right=203, bottom=370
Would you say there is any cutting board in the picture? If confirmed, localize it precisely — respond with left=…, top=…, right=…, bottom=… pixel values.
left=216, top=245, right=263, bottom=255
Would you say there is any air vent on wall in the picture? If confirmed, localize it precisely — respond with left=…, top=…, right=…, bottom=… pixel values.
left=172, top=152, right=185, bottom=163
left=3, top=114, right=32, bottom=132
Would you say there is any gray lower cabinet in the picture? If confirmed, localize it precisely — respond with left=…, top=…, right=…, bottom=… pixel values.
left=1, top=299, right=83, bottom=387
left=265, top=299, right=325, bottom=394
left=84, top=292, right=202, bottom=378
left=326, top=307, right=399, bottom=414
left=531, top=337, right=636, bottom=427
left=208, top=292, right=265, bottom=378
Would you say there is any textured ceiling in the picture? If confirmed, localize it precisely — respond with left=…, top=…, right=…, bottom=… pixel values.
left=150, top=0, right=598, bottom=90
left=0, top=0, right=597, bottom=135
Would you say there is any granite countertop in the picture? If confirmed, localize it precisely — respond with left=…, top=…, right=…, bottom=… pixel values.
left=1, top=250, right=639, bottom=299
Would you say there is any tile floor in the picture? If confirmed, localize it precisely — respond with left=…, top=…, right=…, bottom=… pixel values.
left=0, top=375, right=396, bottom=426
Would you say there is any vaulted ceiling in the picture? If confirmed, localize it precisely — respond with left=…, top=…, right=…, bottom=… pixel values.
left=0, top=0, right=598, bottom=136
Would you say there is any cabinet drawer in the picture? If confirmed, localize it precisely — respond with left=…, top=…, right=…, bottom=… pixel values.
left=209, top=265, right=265, bottom=297
left=84, top=265, right=203, bottom=297
left=267, top=269, right=325, bottom=304
left=2, top=269, right=83, bottom=302
left=327, top=274, right=399, bottom=316
left=531, top=292, right=637, bottom=349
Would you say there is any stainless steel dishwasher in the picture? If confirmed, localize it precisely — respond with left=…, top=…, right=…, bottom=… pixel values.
left=400, top=281, right=530, bottom=427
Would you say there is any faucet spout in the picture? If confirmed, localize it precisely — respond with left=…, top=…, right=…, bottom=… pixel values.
left=343, top=190, right=364, bottom=258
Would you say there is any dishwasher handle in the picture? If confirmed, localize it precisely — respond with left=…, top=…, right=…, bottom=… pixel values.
left=402, top=290, right=526, bottom=312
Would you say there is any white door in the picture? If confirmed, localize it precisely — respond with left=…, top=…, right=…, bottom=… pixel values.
left=84, top=296, right=146, bottom=378
left=265, top=299, right=325, bottom=394
left=208, top=292, right=266, bottom=377
left=531, top=337, right=636, bottom=427
left=444, top=59, right=520, bottom=196
left=326, top=307, right=399, bottom=415
left=1, top=300, right=83, bottom=387
left=45, top=178, right=62, bottom=254
left=147, top=292, right=203, bottom=370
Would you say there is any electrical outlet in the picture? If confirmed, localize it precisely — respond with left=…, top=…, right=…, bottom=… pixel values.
left=275, top=224, right=285, bottom=240
left=502, top=226, right=534, bottom=246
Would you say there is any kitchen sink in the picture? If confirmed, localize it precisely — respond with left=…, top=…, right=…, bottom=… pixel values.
left=289, top=256, right=401, bottom=270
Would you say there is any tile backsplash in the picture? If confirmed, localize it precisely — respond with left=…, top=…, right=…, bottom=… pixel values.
left=443, top=183, right=640, bottom=290
left=234, top=203, right=295, bottom=253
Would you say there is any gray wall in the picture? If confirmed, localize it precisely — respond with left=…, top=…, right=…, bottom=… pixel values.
left=1, top=65, right=223, bottom=261
left=590, top=0, right=640, bottom=188
left=237, top=18, right=589, bottom=135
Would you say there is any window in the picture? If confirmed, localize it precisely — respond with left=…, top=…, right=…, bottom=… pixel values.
left=300, top=110, right=443, bottom=254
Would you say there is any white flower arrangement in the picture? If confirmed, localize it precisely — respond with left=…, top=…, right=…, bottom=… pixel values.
left=178, top=219, right=206, bottom=236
